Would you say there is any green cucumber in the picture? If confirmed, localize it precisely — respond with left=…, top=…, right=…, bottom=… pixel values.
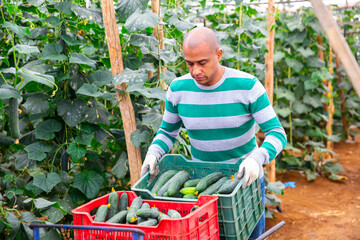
left=162, top=191, right=169, bottom=197
left=106, top=210, right=127, bottom=223
left=167, top=171, right=190, bottom=196
left=183, top=194, right=198, bottom=199
left=8, top=98, right=20, bottom=139
left=167, top=209, right=181, bottom=218
left=199, top=177, right=228, bottom=196
left=94, top=205, right=108, bottom=222
left=137, top=217, right=146, bottom=224
left=180, top=187, right=197, bottom=196
left=126, top=197, right=142, bottom=223
left=184, top=179, right=201, bottom=188
left=158, top=213, right=170, bottom=221
left=138, top=218, right=158, bottom=226
left=151, top=170, right=178, bottom=195
left=195, top=172, right=225, bottom=193
left=218, top=178, right=241, bottom=194
left=157, top=171, right=187, bottom=196
left=136, top=208, right=160, bottom=219
left=119, top=192, right=128, bottom=211
left=107, top=191, right=118, bottom=219
left=190, top=205, right=199, bottom=212
left=140, top=202, right=150, bottom=210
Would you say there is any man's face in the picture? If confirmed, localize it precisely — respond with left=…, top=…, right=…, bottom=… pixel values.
left=183, top=41, right=223, bottom=86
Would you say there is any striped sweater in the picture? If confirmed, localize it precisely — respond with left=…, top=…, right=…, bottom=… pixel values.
left=147, top=67, right=287, bottom=177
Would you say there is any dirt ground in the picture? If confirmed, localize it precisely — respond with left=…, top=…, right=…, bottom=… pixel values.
left=265, top=136, right=360, bottom=240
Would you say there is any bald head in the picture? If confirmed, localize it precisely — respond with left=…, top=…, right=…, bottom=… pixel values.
left=183, top=27, right=219, bottom=53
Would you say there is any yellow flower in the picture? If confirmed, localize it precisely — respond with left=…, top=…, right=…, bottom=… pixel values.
left=51, top=91, right=56, bottom=97
left=3, top=35, right=5, bottom=39
left=18, top=109, right=22, bottom=114
left=47, top=14, right=49, bottom=17
left=84, top=157, right=88, bottom=161
left=88, top=100, right=92, bottom=105
left=235, top=20, right=239, bottom=23
left=107, top=203, right=111, bottom=208
left=112, top=187, right=115, bottom=192
left=15, top=139, right=19, bottom=144
left=84, top=20, right=88, bottom=26
left=329, top=85, right=333, bottom=91
left=327, top=92, right=331, bottom=98
left=97, top=114, right=100, bottom=119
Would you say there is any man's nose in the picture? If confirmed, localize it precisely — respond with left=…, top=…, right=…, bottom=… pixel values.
left=192, top=65, right=201, bottom=75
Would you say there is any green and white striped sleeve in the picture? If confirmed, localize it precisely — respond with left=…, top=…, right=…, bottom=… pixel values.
left=247, top=78, right=287, bottom=165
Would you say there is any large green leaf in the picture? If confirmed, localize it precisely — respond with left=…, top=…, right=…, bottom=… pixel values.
left=125, top=9, right=159, bottom=33
left=6, top=212, right=20, bottom=238
left=267, top=181, right=285, bottom=195
left=71, top=4, right=103, bottom=26
left=285, top=58, right=303, bottom=73
left=77, top=84, right=102, bottom=97
left=35, top=119, right=62, bottom=140
left=112, top=152, right=128, bottom=179
left=24, top=142, right=52, bottom=161
left=75, top=133, right=93, bottom=146
left=66, top=142, right=86, bottom=162
left=113, top=68, right=147, bottom=85
left=41, top=43, right=67, bottom=61
left=41, top=207, right=64, bottom=223
left=60, top=34, right=82, bottom=46
left=115, top=0, right=149, bottom=21
left=33, top=173, right=61, bottom=193
left=0, top=85, right=21, bottom=99
left=23, top=93, right=49, bottom=114
left=17, top=68, right=55, bottom=89
left=87, top=106, right=110, bottom=126
left=44, top=16, right=61, bottom=27
left=275, top=87, right=296, bottom=102
left=90, top=70, right=113, bottom=87
left=55, top=2, right=73, bottom=14
left=293, top=101, right=312, bottom=114
left=70, top=53, right=96, bottom=69
left=57, top=99, right=85, bottom=127
left=303, top=94, right=323, bottom=108
left=129, top=34, right=159, bottom=47
left=15, top=152, right=39, bottom=170
left=142, top=108, right=163, bottom=132
left=168, top=15, right=194, bottom=32
left=298, top=47, right=314, bottom=58
left=2, top=21, right=30, bottom=39
left=34, top=198, right=56, bottom=209
left=72, top=171, right=104, bottom=199
left=127, top=83, right=166, bottom=101
left=130, top=129, right=151, bottom=147
left=13, top=44, right=40, bottom=54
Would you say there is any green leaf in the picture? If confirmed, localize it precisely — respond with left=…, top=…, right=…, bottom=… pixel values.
left=127, top=83, right=166, bottom=101
left=285, top=58, right=303, bottom=73
left=324, top=162, right=344, bottom=175
left=303, top=94, right=323, bottom=108
left=142, top=108, right=163, bottom=132
left=130, top=34, right=159, bottom=47
left=34, top=198, right=56, bottom=209
left=75, top=133, right=93, bottom=146
left=57, top=99, right=85, bottom=127
left=86, top=106, right=110, bottom=126
left=305, top=169, right=318, bottom=181
left=20, top=212, right=38, bottom=223
left=17, top=68, right=55, bottom=89
left=90, top=70, right=113, bottom=87
left=60, top=34, right=82, bottom=46
left=33, top=173, right=61, bottom=193
left=14, top=44, right=40, bottom=54
left=298, top=47, right=314, bottom=58
left=41, top=206, right=64, bottom=223
left=25, top=142, right=52, bottom=161
left=41, top=43, right=67, bottom=61
left=72, top=171, right=104, bottom=199
left=273, top=51, right=285, bottom=62
left=112, top=152, right=128, bottom=179
left=293, top=101, right=311, bottom=114
left=55, top=2, right=73, bottom=14
left=35, top=119, right=62, bottom=140
left=0, top=85, right=21, bottom=99
left=113, top=68, right=147, bottom=85
left=161, top=70, right=177, bottom=85
left=265, top=194, right=281, bottom=206
left=327, top=135, right=341, bottom=143
left=77, top=84, right=102, bottom=97
left=6, top=212, right=20, bottom=238
left=115, top=0, right=149, bottom=21
left=66, top=142, right=87, bottom=162
left=70, top=53, right=96, bottom=69
left=2, top=21, right=30, bottom=39
left=275, top=107, right=292, bottom=118
left=267, top=181, right=285, bottom=195
left=275, top=87, right=296, bottom=102
left=130, top=129, right=151, bottom=147
left=44, top=16, right=61, bottom=27
left=71, top=4, right=103, bottom=26
left=125, top=9, right=159, bottom=33
left=23, top=93, right=49, bottom=114
left=168, top=15, right=194, bottom=32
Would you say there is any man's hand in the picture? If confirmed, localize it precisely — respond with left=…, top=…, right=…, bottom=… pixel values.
left=140, top=154, right=158, bottom=179
left=237, top=157, right=260, bottom=189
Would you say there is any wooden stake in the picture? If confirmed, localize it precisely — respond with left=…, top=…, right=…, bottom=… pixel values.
left=310, top=0, right=360, bottom=97
left=265, top=0, right=276, bottom=182
left=101, top=0, right=142, bottom=186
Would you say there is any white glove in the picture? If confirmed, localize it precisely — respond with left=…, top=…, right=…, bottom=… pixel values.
left=237, top=157, right=260, bottom=189
left=140, top=154, right=158, bottom=178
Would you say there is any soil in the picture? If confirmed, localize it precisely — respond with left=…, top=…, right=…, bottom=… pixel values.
left=265, top=135, right=360, bottom=240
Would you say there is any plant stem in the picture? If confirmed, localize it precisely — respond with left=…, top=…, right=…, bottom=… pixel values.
left=237, top=3, right=243, bottom=70
left=288, top=67, right=293, bottom=146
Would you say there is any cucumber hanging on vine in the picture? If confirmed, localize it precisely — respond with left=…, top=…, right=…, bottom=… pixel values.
left=8, top=98, right=20, bottom=139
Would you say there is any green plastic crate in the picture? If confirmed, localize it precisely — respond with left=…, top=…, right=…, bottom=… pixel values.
left=132, top=154, right=264, bottom=240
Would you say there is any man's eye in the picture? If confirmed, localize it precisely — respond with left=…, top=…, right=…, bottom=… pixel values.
left=187, top=62, right=194, bottom=66
left=199, top=61, right=206, bottom=65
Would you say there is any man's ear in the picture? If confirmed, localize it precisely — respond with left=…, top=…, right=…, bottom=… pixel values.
left=216, top=48, right=223, bottom=62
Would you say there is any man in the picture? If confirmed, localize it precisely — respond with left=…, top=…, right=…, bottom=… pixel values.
left=140, top=27, right=287, bottom=238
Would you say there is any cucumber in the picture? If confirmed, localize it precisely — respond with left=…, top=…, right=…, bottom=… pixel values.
left=94, top=205, right=108, bottom=222
left=140, top=202, right=150, bottom=210
left=198, top=177, right=228, bottom=196
left=8, top=98, right=20, bottom=139
left=107, top=191, right=118, bottom=219
left=180, top=187, right=197, bottom=195
left=157, top=171, right=188, bottom=196
left=137, top=217, right=146, bottom=224
left=218, top=178, right=241, bottom=194
left=167, top=171, right=190, bottom=196
left=162, top=191, right=169, bottom=197
left=167, top=209, right=181, bottom=219
left=184, top=179, right=201, bottom=188
left=190, top=205, right=199, bottom=212
left=126, top=197, right=142, bottom=223
left=106, top=210, right=127, bottom=223
left=138, top=218, right=158, bottom=226
left=195, top=172, right=225, bottom=193
left=151, top=170, right=178, bottom=195
left=183, top=194, right=198, bottom=199
left=136, top=208, right=160, bottom=219
left=119, top=192, right=128, bottom=211
left=158, top=213, right=170, bottom=221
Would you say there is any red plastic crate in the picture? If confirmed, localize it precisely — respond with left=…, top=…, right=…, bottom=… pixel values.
left=72, top=191, right=219, bottom=240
